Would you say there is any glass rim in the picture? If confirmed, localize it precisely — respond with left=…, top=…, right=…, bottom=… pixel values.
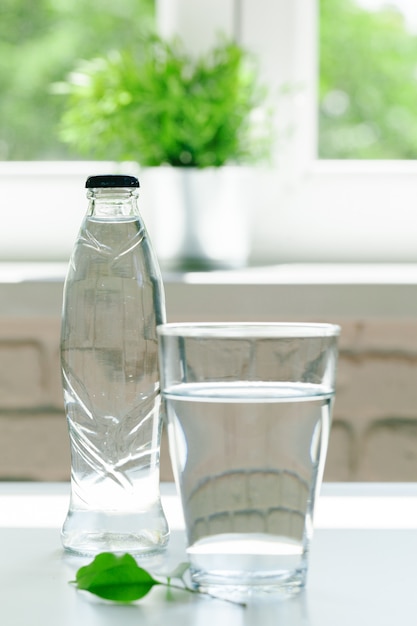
left=157, top=322, right=341, bottom=339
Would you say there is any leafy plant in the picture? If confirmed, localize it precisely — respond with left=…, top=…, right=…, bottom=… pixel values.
left=56, top=34, right=272, bottom=167
left=71, top=552, right=246, bottom=607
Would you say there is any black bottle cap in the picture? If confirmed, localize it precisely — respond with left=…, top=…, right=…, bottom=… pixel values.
left=85, top=174, right=140, bottom=188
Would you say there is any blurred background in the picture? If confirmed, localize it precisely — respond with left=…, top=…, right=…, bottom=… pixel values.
left=1, top=0, right=417, bottom=264
left=2, top=0, right=417, bottom=161
left=1, top=0, right=417, bottom=483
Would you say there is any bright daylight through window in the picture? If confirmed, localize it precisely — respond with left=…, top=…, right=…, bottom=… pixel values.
left=2, top=0, right=417, bottom=162
left=0, top=0, right=155, bottom=160
left=319, top=0, right=417, bottom=159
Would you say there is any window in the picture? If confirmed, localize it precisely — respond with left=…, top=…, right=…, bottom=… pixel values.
left=319, top=0, right=417, bottom=159
left=4, top=0, right=416, bottom=163
left=1, top=0, right=417, bottom=265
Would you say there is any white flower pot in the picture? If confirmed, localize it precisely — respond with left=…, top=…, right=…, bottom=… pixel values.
left=140, top=165, right=251, bottom=271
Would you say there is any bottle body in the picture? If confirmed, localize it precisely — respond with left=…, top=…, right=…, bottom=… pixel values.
left=60, top=181, right=169, bottom=556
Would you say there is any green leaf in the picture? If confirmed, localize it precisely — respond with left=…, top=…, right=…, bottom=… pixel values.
left=71, top=553, right=247, bottom=608
left=73, top=552, right=161, bottom=603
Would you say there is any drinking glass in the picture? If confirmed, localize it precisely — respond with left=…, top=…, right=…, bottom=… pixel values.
left=157, top=322, right=340, bottom=598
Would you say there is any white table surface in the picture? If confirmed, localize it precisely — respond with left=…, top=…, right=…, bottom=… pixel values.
left=1, top=482, right=417, bottom=626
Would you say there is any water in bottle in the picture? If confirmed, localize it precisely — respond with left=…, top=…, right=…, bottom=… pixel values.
left=60, top=174, right=169, bottom=556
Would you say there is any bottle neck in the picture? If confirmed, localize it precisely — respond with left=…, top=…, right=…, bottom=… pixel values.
left=87, top=187, right=139, bottom=218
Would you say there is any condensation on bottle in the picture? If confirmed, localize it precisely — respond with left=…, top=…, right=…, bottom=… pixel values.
left=60, top=174, right=169, bottom=556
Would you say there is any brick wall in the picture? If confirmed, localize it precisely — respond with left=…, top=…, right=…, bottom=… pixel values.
left=0, top=314, right=416, bottom=482
left=0, top=318, right=68, bottom=480
left=327, top=318, right=417, bottom=481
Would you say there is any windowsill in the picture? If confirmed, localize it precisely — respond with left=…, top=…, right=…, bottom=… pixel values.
left=0, top=261, right=417, bottom=319
left=4, top=260, right=417, bottom=283
left=165, top=262, right=417, bottom=285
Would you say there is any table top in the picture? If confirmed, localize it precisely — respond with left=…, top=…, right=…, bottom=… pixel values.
left=1, top=482, right=417, bottom=626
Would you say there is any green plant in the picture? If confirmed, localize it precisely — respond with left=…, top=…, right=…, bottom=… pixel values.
left=56, top=34, right=272, bottom=167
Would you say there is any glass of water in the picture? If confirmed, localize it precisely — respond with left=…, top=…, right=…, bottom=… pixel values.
left=157, top=322, right=340, bottom=598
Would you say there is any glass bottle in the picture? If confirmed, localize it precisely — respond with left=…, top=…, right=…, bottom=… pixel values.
left=60, top=174, right=169, bottom=556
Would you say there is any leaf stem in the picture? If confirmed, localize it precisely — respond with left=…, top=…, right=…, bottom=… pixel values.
left=165, top=580, right=247, bottom=608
